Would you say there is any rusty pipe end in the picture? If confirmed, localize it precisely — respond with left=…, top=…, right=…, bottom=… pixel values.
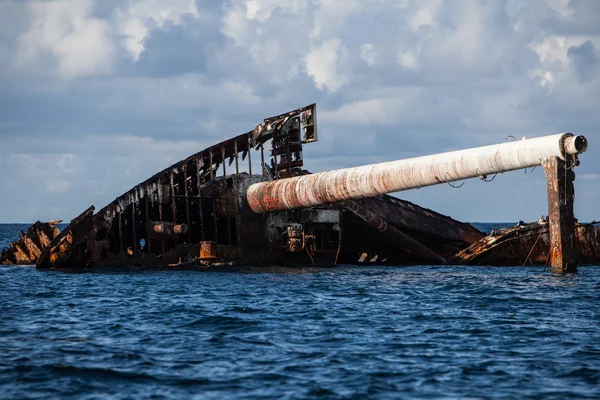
left=246, top=183, right=272, bottom=214
left=174, top=224, right=188, bottom=234
left=564, top=135, right=588, bottom=155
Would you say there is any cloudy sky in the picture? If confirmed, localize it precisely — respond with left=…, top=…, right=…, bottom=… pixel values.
left=0, top=0, right=598, bottom=223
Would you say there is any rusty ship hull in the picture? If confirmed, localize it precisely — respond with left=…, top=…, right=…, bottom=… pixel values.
left=1, top=104, right=597, bottom=271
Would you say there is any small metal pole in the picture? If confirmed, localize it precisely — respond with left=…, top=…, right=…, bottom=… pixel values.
left=248, top=141, right=252, bottom=175
left=210, top=151, right=214, bottom=180
left=213, top=198, right=219, bottom=244
left=221, top=146, right=226, bottom=177
left=158, top=183, right=163, bottom=222
left=260, top=143, right=265, bottom=176
left=158, top=181, right=165, bottom=255
left=234, top=141, right=239, bottom=174
left=183, top=164, right=192, bottom=243
left=286, top=143, right=292, bottom=177
left=118, top=212, right=123, bottom=254
left=226, top=198, right=231, bottom=245
left=197, top=158, right=205, bottom=241
left=131, top=201, right=137, bottom=252
left=144, top=194, right=151, bottom=253
left=170, top=172, right=176, bottom=222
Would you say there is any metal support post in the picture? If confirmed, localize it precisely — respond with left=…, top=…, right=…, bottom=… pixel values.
left=543, top=156, right=577, bottom=273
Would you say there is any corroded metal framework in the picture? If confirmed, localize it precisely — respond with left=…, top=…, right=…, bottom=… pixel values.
left=35, top=105, right=321, bottom=269
left=1, top=104, right=595, bottom=274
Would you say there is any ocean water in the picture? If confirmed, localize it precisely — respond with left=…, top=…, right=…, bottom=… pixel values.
left=1, top=224, right=599, bottom=399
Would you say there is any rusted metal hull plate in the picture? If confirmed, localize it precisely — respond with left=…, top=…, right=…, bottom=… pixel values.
left=0, top=221, right=62, bottom=265
left=36, top=206, right=95, bottom=269
left=445, top=221, right=600, bottom=266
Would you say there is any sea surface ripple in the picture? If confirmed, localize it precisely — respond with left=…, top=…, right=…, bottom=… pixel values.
left=1, top=224, right=599, bottom=399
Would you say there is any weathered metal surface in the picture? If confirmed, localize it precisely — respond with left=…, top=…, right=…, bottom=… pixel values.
left=285, top=223, right=304, bottom=253
left=0, top=221, right=63, bottom=265
left=575, top=223, right=600, bottom=262
left=199, top=241, right=217, bottom=259
left=37, top=206, right=95, bottom=269
left=543, top=157, right=577, bottom=273
left=564, top=135, right=588, bottom=155
left=21, top=234, right=42, bottom=260
left=445, top=221, right=600, bottom=266
left=341, top=199, right=446, bottom=263
left=247, top=133, right=588, bottom=213
left=331, top=194, right=484, bottom=265
left=445, top=222, right=550, bottom=266
left=252, top=104, right=317, bottom=145
left=259, top=205, right=342, bottom=266
left=344, top=195, right=484, bottom=256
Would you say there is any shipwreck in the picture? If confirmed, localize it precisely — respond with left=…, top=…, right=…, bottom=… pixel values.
left=1, top=104, right=596, bottom=273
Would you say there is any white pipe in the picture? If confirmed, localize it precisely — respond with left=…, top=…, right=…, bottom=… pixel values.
left=247, top=133, right=587, bottom=213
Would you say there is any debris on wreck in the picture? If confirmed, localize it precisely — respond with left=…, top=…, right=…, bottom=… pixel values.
left=445, top=220, right=600, bottom=267
left=0, top=220, right=62, bottom=265
left=0, top=104, right=594, bottom=273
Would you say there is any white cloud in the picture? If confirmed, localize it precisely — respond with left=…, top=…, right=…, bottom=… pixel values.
left=117, top=0, right=199, bottom=61
left=118, top=13, right=149, bottom=62
left=308, top=0, right=362, bottom=41
left=244, top=0, right=308, bottom=22
left=15, top=0, right=116, bottom=80
left=428, top=2, right=511, bottom=70
left=529, top=35, right=599, bottom=89
left=360, top=43, right=376, bottom=66
left=321, top=98, right=394, bottom=125
left=398, top=47, right=420, bottom=69
left=221, top=0, right=313, bottom=83
left=409, top=6, right=436, bottom=32
left=305, top=38, right=349, bottom=91
left=221, top=0, right=362, bottom=87
left=222, top=6, right=251, bottom=46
